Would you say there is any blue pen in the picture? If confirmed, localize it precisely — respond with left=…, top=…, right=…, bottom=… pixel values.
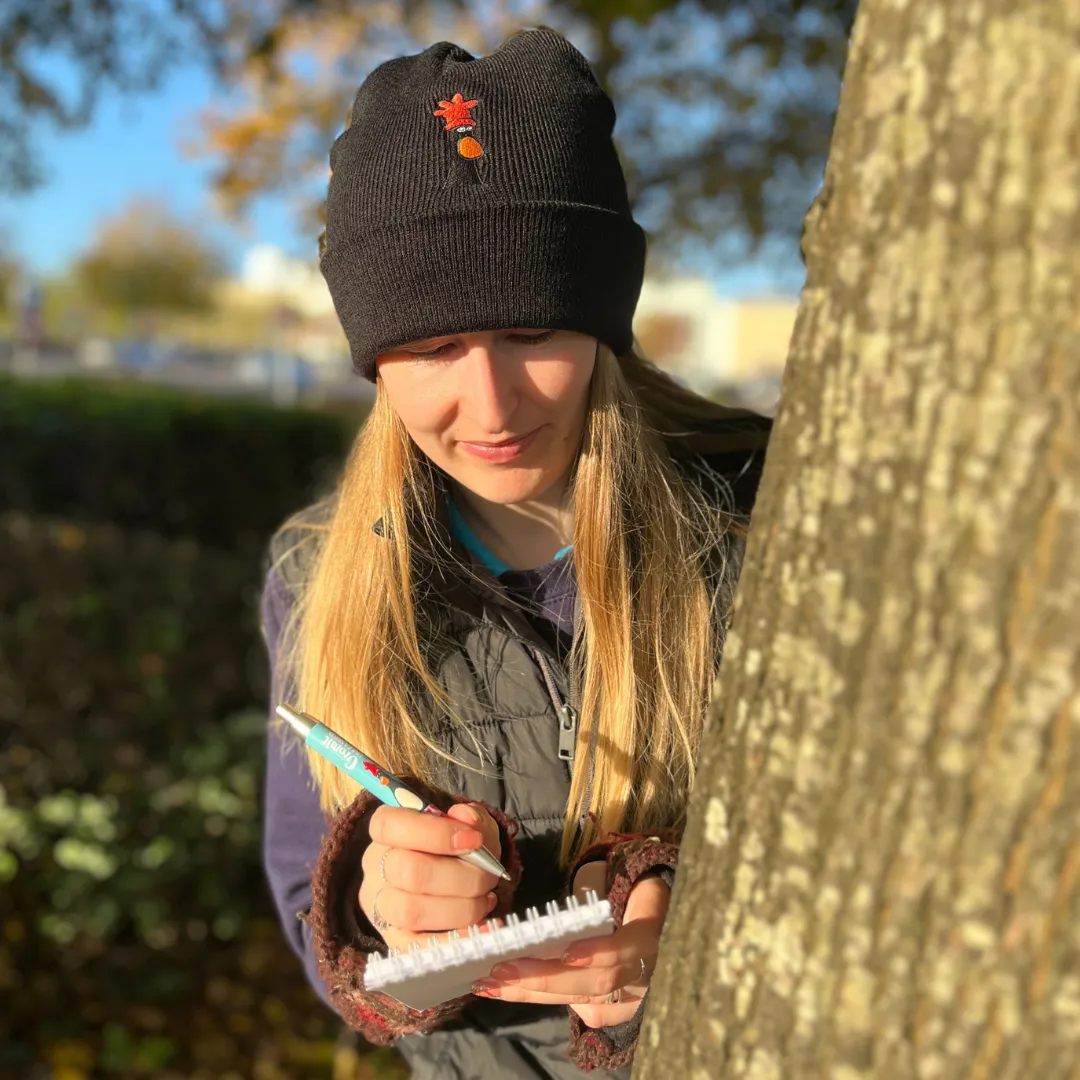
left=276, top=703, right=510, bottom=880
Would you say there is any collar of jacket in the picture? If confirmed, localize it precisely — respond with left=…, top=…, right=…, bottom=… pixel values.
left=366, top=424, right=770, bottom=643
left=367, top=429, right=768, bottom=548
left=368, top=469, right=550, bottom=648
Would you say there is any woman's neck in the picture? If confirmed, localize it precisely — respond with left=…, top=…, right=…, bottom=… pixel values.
left=451, top=478, right=574, bottom=572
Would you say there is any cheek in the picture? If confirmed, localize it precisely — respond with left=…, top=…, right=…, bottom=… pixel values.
left=378, top=374, right=455, bottom=455
left=538, top=359, right=594, bottom=435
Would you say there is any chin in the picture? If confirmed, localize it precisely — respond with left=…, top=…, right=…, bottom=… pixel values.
left=453, top=465, right=557, bottom=505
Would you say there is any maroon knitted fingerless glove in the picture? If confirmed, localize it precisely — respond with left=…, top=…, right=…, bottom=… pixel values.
left=304, top=777, right=522, bottom=1042
left=565, top=829, right=681, bottom=1072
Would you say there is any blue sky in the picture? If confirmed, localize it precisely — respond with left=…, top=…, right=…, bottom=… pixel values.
left=4, top=59, right=805, bottom=296
left=4, top=62, right=314, bottom=279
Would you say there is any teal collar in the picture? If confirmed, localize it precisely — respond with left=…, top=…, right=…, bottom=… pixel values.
left=445, top=496, right=572, bottom=576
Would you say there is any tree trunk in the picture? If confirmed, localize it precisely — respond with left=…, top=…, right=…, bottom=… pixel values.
left=635, top=2, right=1080, bottom=1077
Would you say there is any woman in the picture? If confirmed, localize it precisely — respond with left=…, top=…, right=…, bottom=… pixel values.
left=261, top=27, right=772, bottom=1079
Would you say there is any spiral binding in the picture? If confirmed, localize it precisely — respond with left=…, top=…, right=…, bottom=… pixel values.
left=366, top=891, right=611, bottom=995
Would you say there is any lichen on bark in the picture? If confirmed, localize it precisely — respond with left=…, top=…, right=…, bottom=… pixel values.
left=635, top=2, right=1080, bottom=1077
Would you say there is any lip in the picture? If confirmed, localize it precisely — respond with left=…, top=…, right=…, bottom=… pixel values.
left=458, top=428, right=542, bottom=462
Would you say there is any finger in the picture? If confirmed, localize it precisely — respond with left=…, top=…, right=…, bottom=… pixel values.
left=471, top=975, right=647, bottom=1006
left=446, top=803, right=502, bottom=859
left=361, top=883, right=499, bottom=933
left=622, top=874, right=672, bottom=924
left=374, top=844, right=498, bottom=897
left=480, top=956, right=647, bottom=998
left=361, top=840, right=391, bottom=883
left=571, top=860, right=607, bottom=901
left=556, top=915, right=663, bottom=973
left=561, top=878, right=670, bottom=968
left=570, top=1000, right=644, bottom=1030
left=376, top=915, right=505, bottom=956
left=369, top=804, right=485, bottom=855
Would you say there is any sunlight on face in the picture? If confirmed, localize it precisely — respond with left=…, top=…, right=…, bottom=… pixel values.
left=375, top=329, right=596, bottom=504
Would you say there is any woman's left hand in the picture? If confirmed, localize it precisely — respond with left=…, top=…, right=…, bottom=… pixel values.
left=470, top=860, right=670, bottom=1028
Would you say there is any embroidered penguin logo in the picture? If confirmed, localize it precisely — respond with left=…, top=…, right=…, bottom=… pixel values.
left=433, top=93, right=485, bottom=186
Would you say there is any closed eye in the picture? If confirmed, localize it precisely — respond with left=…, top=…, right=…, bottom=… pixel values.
left=408, top=343, right=455, bottom=360
left=406, top=330, right=556, bottom=361
left=509, top=330, right=556, bottom=346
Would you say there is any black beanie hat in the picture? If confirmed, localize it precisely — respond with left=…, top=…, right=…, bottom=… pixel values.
left=320, top=28, right=647, bottom=382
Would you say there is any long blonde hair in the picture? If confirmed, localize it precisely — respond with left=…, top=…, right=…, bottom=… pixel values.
left=273, top=344, right=764, bottom=865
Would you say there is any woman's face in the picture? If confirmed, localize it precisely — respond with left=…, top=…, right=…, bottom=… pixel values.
left=375, top=329, right=596, bottom=504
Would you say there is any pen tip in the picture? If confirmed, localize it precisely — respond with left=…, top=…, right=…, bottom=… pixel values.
left=500, top=870, right=511, bottom=881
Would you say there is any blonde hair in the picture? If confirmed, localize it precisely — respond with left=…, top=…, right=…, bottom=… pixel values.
left=273, top=344, right=763, bottom=865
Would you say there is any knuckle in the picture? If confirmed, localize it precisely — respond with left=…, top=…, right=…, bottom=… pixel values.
left=368, top=807, right=390, bottom=842
left=378, top=846, right=395, bottom=884
left=396, top=892, right=421, bottom=929
left=361, top=884, right=381, bottom=921
left=361, top=841, right=382, bottom=876
left=467, top=875, right=494, bottom=898
left=457, top=863, right=489, bottom=896
left=473, top=896, right=497, bottom=924
left=398, top=854, right=428, bottom=893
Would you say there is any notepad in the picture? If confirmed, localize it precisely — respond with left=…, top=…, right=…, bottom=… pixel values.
left=363, top=891, right=615, bottom=1011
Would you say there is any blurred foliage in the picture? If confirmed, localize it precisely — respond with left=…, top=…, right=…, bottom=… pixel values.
left=0, top=264, right=17, bottom=325
left=3, top=0, right=855, bottom=264
left=0, top=0, right=225, bottom=193
left=195, top=0, right=855, bottom=262
left=0, top=509, right=409, bottom=1078
left=0, top=226, right=18, bottom=316
left=71, top=200, right=225, bottom=318
left=0, top=373, right=361, bottom=556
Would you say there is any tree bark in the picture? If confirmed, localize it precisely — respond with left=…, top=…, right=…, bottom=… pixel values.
left=635, top=1, right=1080, bottom=1077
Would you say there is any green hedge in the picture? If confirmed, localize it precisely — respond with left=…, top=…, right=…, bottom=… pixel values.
left=0, top=510, right=407, bottom=1079
left=0, top=375, right=362, bottom=555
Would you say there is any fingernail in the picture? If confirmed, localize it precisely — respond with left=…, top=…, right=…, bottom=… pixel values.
left=561, top=949, right=591, bottom=967
left=486, top=891, right=498, bottom=911
left=453, top=829, right=483, bottom=850
left=472, top=980, right=501, bottom=997
left=490, top=964, right=519, bottom=984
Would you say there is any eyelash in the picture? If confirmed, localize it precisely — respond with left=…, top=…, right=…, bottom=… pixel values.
left=409, top=330, right=556, bottom=361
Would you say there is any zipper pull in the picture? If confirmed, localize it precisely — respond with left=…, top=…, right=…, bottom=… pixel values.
left=558, top=703, right=578, bottom=761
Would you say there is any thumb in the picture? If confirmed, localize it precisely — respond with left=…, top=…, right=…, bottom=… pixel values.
left=446, top=803, right=501, bottom=859
left=622, top=875, right=671, bottom=926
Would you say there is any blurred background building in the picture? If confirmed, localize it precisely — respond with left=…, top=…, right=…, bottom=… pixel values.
left=1, top=243, right=795, bottom=414
left=0, top=0, right=832, bottom=418
left=634, top=277, right=794, bottom=413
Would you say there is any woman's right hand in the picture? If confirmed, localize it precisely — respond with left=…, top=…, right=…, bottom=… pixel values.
left=359, top=802, right=503, bottom=953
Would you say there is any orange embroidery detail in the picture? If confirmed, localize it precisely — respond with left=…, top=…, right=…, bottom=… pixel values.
left=434, top=93, right=485, bottom=185
left=457, top=136, right=483, bottom=159
left=433, top=93, right=478, bottom=131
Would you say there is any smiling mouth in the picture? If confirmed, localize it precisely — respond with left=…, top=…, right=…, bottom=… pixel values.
left=461, top=431, right=535, bottom=448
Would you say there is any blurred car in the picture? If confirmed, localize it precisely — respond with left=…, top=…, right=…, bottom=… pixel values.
left=237, top=352, right=319, bottom=395
left=114, top=338, right=163, bottom=371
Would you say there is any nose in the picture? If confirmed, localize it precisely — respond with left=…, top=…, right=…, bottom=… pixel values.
left=460, top=342, right=518, bottom=434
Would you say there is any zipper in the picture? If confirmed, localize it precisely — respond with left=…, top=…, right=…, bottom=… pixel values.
left=557, top=703, right=578, bottom=764
left=532, top=649, right=578, bottom=769
left=568, top=595, right=596, bottom=836
left=569, top=594, right=583, bottom=715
